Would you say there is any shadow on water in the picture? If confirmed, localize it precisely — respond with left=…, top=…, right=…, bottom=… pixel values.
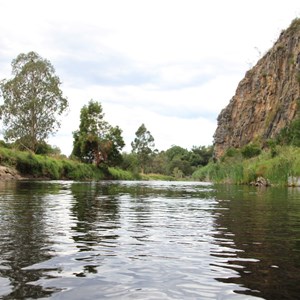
left=0, top=181, right=62, bottom=299
left=212, top=184, right=300, bottom=300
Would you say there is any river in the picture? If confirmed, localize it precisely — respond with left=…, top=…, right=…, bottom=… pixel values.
left=0, top=180, right=299, bottom=299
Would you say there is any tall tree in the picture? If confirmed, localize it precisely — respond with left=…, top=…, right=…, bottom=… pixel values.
left=0, top=51, right=68, bottom=152
left=131, top=123, right=155, bottom=173
left=72, top=100, right=125, bottom=166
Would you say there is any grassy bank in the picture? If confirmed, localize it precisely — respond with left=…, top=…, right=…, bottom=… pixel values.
left=0, top=146, right=105, bottom=180
left=0, top=146, right=175, bottom=181
left=192, top=146, right=300, bottom=186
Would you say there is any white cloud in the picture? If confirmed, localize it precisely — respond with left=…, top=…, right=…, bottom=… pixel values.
left=1, top=0, right=300, bottom=155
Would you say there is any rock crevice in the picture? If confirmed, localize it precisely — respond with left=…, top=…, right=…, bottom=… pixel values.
left=214, top=18, right=300, bottom=159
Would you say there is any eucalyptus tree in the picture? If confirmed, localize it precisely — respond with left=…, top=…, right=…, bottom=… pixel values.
left=72, top=100, right=125, bottom=167
left=0, top=51, right=68, bottom=152
left=131, top=123, right=155, bottom=173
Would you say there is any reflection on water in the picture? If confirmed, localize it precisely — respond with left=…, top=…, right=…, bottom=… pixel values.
left=213, top=185, right=300, bottom=300
left=0, top=180, right=299, bottom=299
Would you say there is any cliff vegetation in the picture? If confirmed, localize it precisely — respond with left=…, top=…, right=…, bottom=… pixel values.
left=214, top=18, right=300, bottom=159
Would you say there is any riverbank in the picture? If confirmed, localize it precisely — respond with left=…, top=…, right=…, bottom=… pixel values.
left=192, top=145, right=300, bottom=186
left=0, top=146, right=129, bottom=181
left=0, top=166, right=23, bottom=180
left=0, top=145, right=180, bottom=181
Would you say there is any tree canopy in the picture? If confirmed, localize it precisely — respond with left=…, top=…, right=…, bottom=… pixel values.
left=72, top=100, right=125, bottom=167
left=0, top=51, right=68, bottom=152
left=131, top=123, right=155, bottom=173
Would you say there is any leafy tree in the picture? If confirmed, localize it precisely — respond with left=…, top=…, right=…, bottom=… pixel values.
left=189, top=145, right=213, bottom=167
left=0, top=51, right=68, bottom=152
left=164, top=145, right=192, bottom=176
left=165, top=145, right=189, bottom=162
left=120, top=152, right=140, bottom=175
left=72, top=100, right=125, bottom=167
left=105, top=125, right=125, bottom=166
left=131, top=123, right=155, bottom=173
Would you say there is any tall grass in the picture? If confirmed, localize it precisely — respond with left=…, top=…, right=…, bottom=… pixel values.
left=108, top=167, right=137, bottom=180
left=0, top=147, right=105, bottom=180
left=192, top=146, right=300, bottom=186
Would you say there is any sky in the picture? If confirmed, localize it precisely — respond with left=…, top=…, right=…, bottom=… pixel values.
left=0, top=0, right=299, bottom=155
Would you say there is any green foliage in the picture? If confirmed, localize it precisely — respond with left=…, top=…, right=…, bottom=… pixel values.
left=0, top=140, right=12, bottom=149
left=192, top=146, right=300, bottom=186
left=173, top=167, right=184, bottom=179
left=0, top=146, right=105, bottom=180
left=241, top=143, right=261, bottom=158
left=224, top=147, right=239, bottom=158
left=122, top=143, right=213, bottom=178
left=266, top=139, right=278, bottom=157
left=108, top=167, right=136, bottom=180
left=277, top=118, right=300, bottom=147
left=0, top=51, right=68, bottom=152
left=72, top=100, right=125, bottom=167
left=131, top=123, right=155, bottom=173
left=190, top=145, right=213, bottom=167
left=34, top=141, right=61, bottom=156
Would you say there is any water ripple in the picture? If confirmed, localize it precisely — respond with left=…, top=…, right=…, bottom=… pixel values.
left=2, top=181, right=297, bottom=299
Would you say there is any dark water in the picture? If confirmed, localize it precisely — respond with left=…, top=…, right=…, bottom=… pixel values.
left=0, top=180, right=299, bottom=299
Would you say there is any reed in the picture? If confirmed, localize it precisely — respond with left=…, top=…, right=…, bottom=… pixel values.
left=192, top=146, right=300, bottom=186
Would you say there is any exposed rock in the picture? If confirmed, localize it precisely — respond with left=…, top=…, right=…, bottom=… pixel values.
left=214, top=18, right=300, bottom=159
left=250, top=176, right=270, bottom=187
left=0, top=166, right=22, bottom=180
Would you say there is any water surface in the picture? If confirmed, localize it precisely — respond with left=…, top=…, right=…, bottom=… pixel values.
left=0, top=180, right=299, bottom=299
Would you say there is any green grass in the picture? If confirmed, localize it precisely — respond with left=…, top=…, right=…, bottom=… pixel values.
left=0, top=147, right=105, bottom=180
left=192, top=146, right=300, bottom=186
left=108, top=167, right=137, bottom=180
left=140, top=173, right=175, bottom=181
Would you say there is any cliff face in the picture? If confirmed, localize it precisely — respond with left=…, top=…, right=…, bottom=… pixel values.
left=214, top=19, right=300, bottom=159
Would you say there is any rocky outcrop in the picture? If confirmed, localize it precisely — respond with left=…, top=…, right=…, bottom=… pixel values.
left=214, top=18, right=300, bottom=159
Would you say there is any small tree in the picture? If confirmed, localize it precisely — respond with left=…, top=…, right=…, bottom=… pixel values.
left=0, top=51, right=68, bottom=152
left=72, top=100, right=125, bottom=167
left=241, top=143, right=261, bottom=158
left=131, top=123, right=155, bottom=173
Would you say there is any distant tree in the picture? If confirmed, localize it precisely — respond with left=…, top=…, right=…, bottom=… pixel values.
left=0, top=51, right=68, bottom=152
left=165, top=145, right=191, bottom=175
left=72, top=100, right=125, bottom=166
left=131, top=123, right=155, bottom=173
left=189, top=145, right=213, bottom=167
left=165, top=145, right=189, bottom=161
left=105, top=125, right=125, bottom=166
left=120, top=152, right=140, bottom=175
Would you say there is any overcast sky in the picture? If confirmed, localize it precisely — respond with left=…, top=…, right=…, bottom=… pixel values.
left=0, top=0, right=299, bottom=155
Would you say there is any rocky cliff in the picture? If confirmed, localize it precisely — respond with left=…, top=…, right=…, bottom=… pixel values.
left=213, top=18, right=300, bottom=159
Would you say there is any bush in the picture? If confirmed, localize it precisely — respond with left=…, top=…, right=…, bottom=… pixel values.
left=241, top=143, right=261, bottom=158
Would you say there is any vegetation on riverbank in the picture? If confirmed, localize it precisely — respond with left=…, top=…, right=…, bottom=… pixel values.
left=0, top=146, right=105, bottom=180
left=192, top=145, right=300, bottom=186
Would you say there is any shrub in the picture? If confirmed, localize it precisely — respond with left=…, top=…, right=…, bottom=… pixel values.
left=224, top=147, right=239, bottom=158
left=241, top=143, right=261, bottom=158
